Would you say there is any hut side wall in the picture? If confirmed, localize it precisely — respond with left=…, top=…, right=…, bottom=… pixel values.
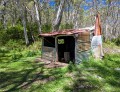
left=42, top=46, right=56, bottom=61
left=75, top=32, right=91, bottom=64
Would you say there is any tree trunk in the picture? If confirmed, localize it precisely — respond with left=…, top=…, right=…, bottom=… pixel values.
left=22, top=6, right=29, bottom=45
left=53, top=0, right=65, bottom=31
left=1, top=14, right=6, bottom=29
left=73, top=9, right=79, bottom=29
left=1, top=0, right=7, bottom=29
left=73, top=1, right=83, bottom=29
left=34, top=0, right=41, bottom=34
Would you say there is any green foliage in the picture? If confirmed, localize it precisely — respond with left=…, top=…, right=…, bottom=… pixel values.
left=5, top=40, right=24, bottom=49
left=71, top=53, right=120, bottom=92
left=0, top=40, right=120, bottom=92
left=0, top=47, right=9, bottom=53
left=26, top=50, right=37, bottom=57
left=27, top=23, right=52, bottom=41
left=60, top=23, right=73, bottom=30
left=111, top=36, right=120, bottom=46
left=0, top=23, right=40, bottom=45
left=27, top=22, right=38, bottom=39
left=11, top=52, right=23, bottom=60
left=0, top=24, right=24, bottom=45
left=67, top=61, right=76, bottom=72
left=0, top=29, right=7, bottom=45
left=0, top=42, right=41, bottom=67
left=7, top=24, right=24, bottom=40
left=41, top=23, right=52, bottom=33
left=0, top=22, right=3, bottom=30
left=27, top=22, right=38, bottom=32
left=0, top=47, right=9, bottom=57
left=104, top=36, right=120, bottom=46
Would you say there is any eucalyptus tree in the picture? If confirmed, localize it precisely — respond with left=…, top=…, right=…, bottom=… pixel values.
left=105, top=0, right=120, bottom=41
left=34, top=0, right=41, bottom=33
left=19, top=0, right=29, bottom=45
left=53, top=0, right=86, bottom=30
left=6, top=0, right=18, bottom=26
left=52, top=0, right=65, bottom=31
left=0, top=0, right=119, bottom=43
left=94, top=0, right=120, bottom=41
left=0, top=0, right=8, bottom=28
left=83, top=0, right=120, bottom=41
left=42, top=0, right=50, bottom=24
left=69, top=0, right=85, bottom=29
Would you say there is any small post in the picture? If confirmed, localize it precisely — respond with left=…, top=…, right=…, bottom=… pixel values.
left=55, top=36, right=58, bottom=62
left=74, top=35, right=77, bottom=64
left=41, top=37, right=44, bottom=59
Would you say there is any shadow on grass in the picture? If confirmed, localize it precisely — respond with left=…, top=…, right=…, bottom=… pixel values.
left=0, top=47, right=70, bottom=92
left=0, top=60, right=70, bottom=92
left=1, top=49, right=120, bottom=92
left=63, top=71, right=99, bottom=92
left=63, top=55, right=120, bottom=92
left=0, top=62, right=46, bottom=92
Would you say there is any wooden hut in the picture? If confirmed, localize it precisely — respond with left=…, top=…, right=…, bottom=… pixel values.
left=39, top=27, right=94, bottom=64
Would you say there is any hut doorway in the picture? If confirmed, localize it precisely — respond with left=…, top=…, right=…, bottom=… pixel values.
left=57, top=36, right=75, bottom=63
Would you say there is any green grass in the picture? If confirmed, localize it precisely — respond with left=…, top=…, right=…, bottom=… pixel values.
left=0, top=43, right=120, bottom=92
left=72, top=54, right=120, bottom=92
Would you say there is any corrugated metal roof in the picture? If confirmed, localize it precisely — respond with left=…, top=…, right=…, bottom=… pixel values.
left=39, top=29, right=90, bottom=37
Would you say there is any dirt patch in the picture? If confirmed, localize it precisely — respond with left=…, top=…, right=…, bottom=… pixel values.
left=103, top=47, right=120, bottom=54
left=35, top=58, right=68, bottom=68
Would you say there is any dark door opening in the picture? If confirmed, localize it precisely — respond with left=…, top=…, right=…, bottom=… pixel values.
left=57, top=36, right=75, bottom=63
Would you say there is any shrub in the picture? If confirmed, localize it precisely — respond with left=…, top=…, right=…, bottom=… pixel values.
left=42, top=23, right=52, bottom=33
left=67, top=61, right=76, bottom=72
left=0, top=29, right=7, bottom=45
left=26, top=50, right=37, bottom=57
left=27, top=22, right=39, bottom=41
left=0, top=47, right=9, bottom=53
left=6, top=24, right=24, bottom=40
left=0, top=23, right=3, bottom=30
left=0, top=24, right=24, bottom=45
left=5, top=40, right=24, bottom=49
left=11, top=53, right=23, bottom=60
left=27, top=22, right=52, bottom=33
left=112, top=36, right=120, bottom=46
left=60, top=23, right=73, bottom=30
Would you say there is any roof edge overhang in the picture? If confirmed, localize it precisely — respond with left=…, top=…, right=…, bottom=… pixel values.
left=39, top=28, right=93, bottom=37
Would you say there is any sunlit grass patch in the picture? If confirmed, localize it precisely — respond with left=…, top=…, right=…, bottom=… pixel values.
left=23, top=75, right=73, bottom=92
left=0, top=41, right=120, bottom=92
left=74, top=53, right=120, bottom=92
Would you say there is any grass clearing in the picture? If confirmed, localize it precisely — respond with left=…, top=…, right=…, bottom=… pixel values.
left=0, top=43, right=120, bottom=92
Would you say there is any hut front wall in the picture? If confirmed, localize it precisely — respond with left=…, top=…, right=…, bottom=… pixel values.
left=75, top=32, right=91, bottom=63
left=42, top=46, right=56, bottom=61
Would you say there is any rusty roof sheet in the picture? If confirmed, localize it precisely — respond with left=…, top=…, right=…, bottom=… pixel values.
left=39, top=29, right=90, bottom=37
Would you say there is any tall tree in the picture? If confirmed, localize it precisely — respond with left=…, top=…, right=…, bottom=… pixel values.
left=18, top=0, right=29, bottom=45
left=34, top=0, right=41, bottom=33
left=0, top=0, right=8, bottom=29
left=22, top=4, right=29, bottom=45
left=52, top=0, right=65, bottom=31
left=72, top=0, right=84, bottom=29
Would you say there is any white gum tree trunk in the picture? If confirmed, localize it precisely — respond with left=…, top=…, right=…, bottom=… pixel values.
left=34, top=0, right=41, bottom=33
left=53, top=0, right=65, bottom=31
left=22, top=6, right=29, bottom=45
